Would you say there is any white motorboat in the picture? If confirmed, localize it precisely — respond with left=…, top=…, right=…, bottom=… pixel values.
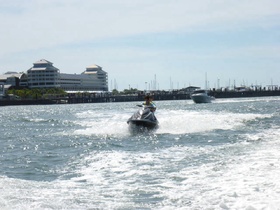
left=191, top=89, right=215, bottom=103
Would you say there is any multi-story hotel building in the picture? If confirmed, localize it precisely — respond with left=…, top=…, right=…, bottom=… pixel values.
left=60, top=64, right=108, bottom=91
left=26, top=59, right=108, bottom=91
left=27, top=59, right=60, bottom=88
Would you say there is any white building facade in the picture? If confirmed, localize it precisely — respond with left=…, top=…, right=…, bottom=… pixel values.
left=27, top=59, right=108, bottom=91
left=0, top=72, right=28, bottom=87
left=27, top=59, right=60, bottom=88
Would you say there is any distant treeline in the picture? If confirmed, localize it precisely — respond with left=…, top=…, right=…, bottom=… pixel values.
left=7, top=88, right=67, bottom=99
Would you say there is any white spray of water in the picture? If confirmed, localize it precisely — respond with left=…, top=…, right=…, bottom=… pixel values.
left=72, top=109, right=271, bottom=136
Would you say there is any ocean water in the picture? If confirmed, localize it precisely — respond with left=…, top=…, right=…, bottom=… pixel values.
left=0, top=97, right=280, bottom=210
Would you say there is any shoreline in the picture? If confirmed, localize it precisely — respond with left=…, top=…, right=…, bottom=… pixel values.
left=1, top=90, right=280, bottom=106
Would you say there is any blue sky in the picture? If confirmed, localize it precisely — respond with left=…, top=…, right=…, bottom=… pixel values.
left=0, top=0, right=279, bottom=90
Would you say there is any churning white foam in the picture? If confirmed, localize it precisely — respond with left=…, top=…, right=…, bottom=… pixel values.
left=155, top=109, right=269, bottom=135
left=71, top=109, right=271, bottom=136
left=73, top=110, right=131, bottom=137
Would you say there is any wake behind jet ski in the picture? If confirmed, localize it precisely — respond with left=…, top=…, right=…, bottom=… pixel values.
left=127, top=104, right=159, bottom=130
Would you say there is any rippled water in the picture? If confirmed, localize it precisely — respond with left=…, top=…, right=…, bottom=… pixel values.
left=0, top=97, right=280, bottom=209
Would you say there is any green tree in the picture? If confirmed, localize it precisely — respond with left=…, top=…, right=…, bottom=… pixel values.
left=112, top=89, right=119, bottom=95
left=7, top=88, right=66, bottom=99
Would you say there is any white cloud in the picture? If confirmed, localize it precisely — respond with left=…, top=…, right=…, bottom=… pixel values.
left=0, top=0, right=279, bottom=89
left=1, top=0, right=279, bottom=55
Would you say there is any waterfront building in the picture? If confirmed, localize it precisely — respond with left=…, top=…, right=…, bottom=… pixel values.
left=26, top=59, right=108, bottom=91
left=0, top=71, right=28, bottom=87
left=27, top=59, right=60, bottom=89
left=0, top=59, right=108, bottom=92
left=60, top=64, right=108, bottom=91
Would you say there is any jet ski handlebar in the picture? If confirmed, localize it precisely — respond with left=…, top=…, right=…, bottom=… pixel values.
left=136, top=104, right=155, bottom=109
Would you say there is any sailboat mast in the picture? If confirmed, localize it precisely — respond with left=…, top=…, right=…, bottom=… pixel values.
left=205, top=72, right=208, bottom=90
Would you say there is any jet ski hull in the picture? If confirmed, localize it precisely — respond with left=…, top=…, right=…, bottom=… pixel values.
left=127, top=105, right=159, bottom=131
left=128, top=119, right=158, bottom=129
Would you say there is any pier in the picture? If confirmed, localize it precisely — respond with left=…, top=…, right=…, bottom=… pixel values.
left=66, top=89, right=280, bottom=104
left=1, top=89, right=280, bottom=106
left=66, top=92, right=190, bottom=104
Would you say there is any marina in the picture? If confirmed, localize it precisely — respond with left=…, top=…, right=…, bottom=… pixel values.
left=1, top=88, right=280, bottom=106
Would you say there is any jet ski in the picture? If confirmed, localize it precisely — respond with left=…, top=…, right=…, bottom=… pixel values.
left=127, top=105, right=159, bottom=130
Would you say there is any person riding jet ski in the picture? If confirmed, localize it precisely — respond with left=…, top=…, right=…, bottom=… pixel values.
left=127, top=95, right=158, bottom=129
left=143, top=95, right=157, bottom=113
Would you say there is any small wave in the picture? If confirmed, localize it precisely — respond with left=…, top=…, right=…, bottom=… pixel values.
left=21, top=117, right=56, bottom=123
left=243, top=125, right=280, bottom=143
left=155, top=110, right=270, bottom=135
